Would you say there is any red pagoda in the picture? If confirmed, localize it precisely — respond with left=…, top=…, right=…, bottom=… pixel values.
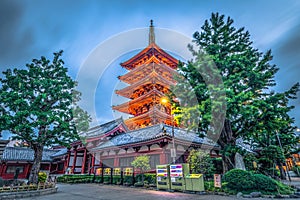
left=113, top=20, right=179, bottom=130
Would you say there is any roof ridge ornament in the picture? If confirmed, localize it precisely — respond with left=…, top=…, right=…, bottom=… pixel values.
left=149, top=19, right=155, bottom=45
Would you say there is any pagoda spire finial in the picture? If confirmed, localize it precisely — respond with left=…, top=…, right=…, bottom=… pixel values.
left=149, top=19, right=155, bottom=44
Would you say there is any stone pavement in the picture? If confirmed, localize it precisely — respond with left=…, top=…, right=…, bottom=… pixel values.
left=19, top=184, right=239, bottom=200
left=18, top=183, right=300, bottom=200
left=283, top=177, right=300, bottom=188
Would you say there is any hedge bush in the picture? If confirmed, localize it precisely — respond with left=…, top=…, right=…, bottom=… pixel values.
left=103, top=176, right=111, bottom=184
left=135, top=173, right=156, bottom=184
left=112, top=176, right=121, bottom=184
left=223, top=169, right=293, bottom=195
left=57, top=175, right=94, bottom=183
left=223, top=169, right=255, bottom=192
left=94, top=176, right=102, bottom=183
left=123, top=176, right=134, bottom=186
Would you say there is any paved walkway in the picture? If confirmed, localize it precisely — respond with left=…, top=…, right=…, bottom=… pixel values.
left=18, top=183, right=300, bottom=200
left=283, top=177, right=300, bottom=188
left=19, top=184, right=239, bottom=200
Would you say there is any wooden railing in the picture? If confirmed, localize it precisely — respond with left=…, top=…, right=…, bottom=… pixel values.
left=0, top=182, right=56, bottom=193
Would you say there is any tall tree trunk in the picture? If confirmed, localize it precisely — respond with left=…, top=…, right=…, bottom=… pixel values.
left=218, top=119, right=236, bottom=174
left=278, top=163, right=287, bottom=180
left=28, top=145, right=43, bottom=184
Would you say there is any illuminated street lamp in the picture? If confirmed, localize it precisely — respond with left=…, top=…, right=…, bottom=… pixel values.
left=160, top=97, right=176, bottom=164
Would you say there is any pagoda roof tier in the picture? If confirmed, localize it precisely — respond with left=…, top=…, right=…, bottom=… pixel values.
left=119, top=61, right=178, bottom=85
left=121, top=43, right=178, bottom=70
left=116, top=71, right=175, bottom=99
left=112, top=89, right=165, bottom=115
left=124, top=107, right=173, bottom=128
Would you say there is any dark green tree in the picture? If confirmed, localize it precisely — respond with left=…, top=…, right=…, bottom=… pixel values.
left=0, top=51, right=91, bottom=183
left=258, top=145, right=285, bottom=178
left=173, top=13, right=299, bottom=173
left=187, top=149, right=215, bottom=179
left=131, top=155, right=151, bottom=184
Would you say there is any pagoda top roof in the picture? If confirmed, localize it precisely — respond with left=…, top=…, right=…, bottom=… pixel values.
left=79, top=117, right=128, bottom=138
left=120, top=43, right=179, bottom=70
left=91, top=124, right=217, bottom=151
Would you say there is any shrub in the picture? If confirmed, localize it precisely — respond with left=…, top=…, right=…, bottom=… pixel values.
left=38, top=172, right=47, bottom=183
left=112, top=176, right=121, bottom=184
left=134, top=182, right=144, bottom=187
left=223, top=169, right=293, bottom=195
left=103, top=176, right=111, bottom=184
left=135, top=173, right=156, bottom=184
left=94, top=176, right=102, bottom=183
left=123, top=176, right=133, bottom=186
left=252, top=174, right=277, bottom=193
left=223, top=169, right=255, bottom=192
left=56, top=175, right=94, bottom=183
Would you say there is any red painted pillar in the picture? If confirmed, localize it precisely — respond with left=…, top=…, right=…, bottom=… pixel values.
left=55, top=162, right=58, bottom=172
left=160, top=149, right=167, bottom=164
left=91, top=153, right=95, bottom=174
left=65, top=152, right=70, bottom=172
left=81, top=149, right=87, bottom=174
left=24, top=164, right=30, bottom=179
left=72, top=150, right=77, bottom=174
left=114, top=156, right=119, bottom=167
left=0, top=163, right=4, bottom=176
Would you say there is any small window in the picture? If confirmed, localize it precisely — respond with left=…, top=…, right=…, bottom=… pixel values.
left=6, top=166, right=24, bottom=174
left=58, top=163, right=64, bottom=171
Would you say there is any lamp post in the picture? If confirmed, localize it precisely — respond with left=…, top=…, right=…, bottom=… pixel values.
left=161, top=97, right=176, bottom=164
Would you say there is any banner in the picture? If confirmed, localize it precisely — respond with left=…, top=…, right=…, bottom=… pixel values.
left=214, top=174, right=221, bottom=188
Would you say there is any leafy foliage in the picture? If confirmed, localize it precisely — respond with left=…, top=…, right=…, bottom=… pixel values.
left=56, top=174, right=94, bottom=183
left=187, top=149, right=216, bottom=178
left=131, top=155, right=151, bottom=184
left=172, top=12, right=299, bottom=172
left=135, top=173, right=156, bottom=185
left=258, top=145, right=285, bottom=178
left=131, top=155, right=151, bottom=172
left=38, top=172, right=47, bottom=183
left=243, top=153, right=258, bottom=171
left=0, top=51, right=91, bottom=183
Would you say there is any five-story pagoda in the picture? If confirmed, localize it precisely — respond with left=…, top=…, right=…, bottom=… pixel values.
left=113, top=20, right=179, bottom=130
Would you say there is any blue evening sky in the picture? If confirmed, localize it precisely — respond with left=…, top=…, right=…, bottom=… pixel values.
left=1, top=0, right=300, bottom=138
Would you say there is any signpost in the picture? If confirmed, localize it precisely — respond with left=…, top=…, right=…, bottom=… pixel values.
left=214, top=174, right=222, bottom=188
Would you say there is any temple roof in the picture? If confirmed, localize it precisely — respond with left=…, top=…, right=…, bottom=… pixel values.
left=79, top=117, right=127, bottom=138
left=51, top=148, right=68, bottom=158
left=2, top=147, right=59, bottom=162
left=91, top=124, right=217, bottom=151
left=119, top=62, right=177, bottom=84
left=120, top=43, right=178, bottom=70
left=116, top=71, right=175, bottom=98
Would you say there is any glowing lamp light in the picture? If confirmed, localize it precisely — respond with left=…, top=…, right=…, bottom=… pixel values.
left=161, top=97, right=168, bottom=104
